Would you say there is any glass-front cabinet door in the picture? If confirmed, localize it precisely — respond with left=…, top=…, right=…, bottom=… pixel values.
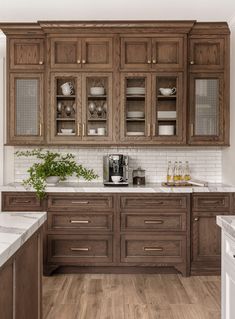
left=50, top=73, right=82, bottom=143
left=120, top=73, right=151, bottom=141
left=9, top=73, right=44, bottom=144
left=189, top=73, right=226, bottom=144
left=82, top=73, right=112, bottom=141
left=152, top=73, right=185, bottom=143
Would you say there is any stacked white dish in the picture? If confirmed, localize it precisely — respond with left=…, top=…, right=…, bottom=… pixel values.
left=127, top=111, right=145, bottom=118
left=158, top=125, right=175, bottom=135
left=126, top=132, right=145, bottom=136
left=157, top=111, right=177, bottom=119
left=126, top=87, right=145, bottom=95
left=90, top=87, right=105, bottom=96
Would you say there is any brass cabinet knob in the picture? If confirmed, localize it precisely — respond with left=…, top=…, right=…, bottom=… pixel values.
left=190, top=61, right=195, bottom=65
left=39, top=61, right=43, bottom=65
left=82, top=60, right=86, bottom=64
left=147, top=60, right=151, bottom=64
left=194, top=217, right=199, bottom=221
left=152, top=59, right=156, bottom=64
left=77, top=60, right=81, bottom=64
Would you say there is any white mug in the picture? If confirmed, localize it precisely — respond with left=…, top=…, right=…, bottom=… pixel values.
left=61, top=82, right=74, bottom=96
left=97, top=128, right=106, bottom=135
left=111, top=176, right=123, bottom=183
left=89, top=129, right=96, bottom=135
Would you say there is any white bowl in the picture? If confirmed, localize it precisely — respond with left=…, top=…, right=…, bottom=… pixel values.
left=61, top=129, right=73, bottom=134
left=127, top=111, right=144, bottom=118
left=158, top=125, right=175, bottom=135
left=90, top=87, right=105, bottom=95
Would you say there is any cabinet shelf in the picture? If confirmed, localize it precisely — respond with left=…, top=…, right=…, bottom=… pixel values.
left=157, top=95, right=177, bottom=99
left=126, top=95, right=145, bottom=100
left=56, top=118, right=76, bottom=121
left=126, top=118, right=145, bottom=122
left=158, top=118, right=177, bottom=121
left=56, top=95, right=76, bottom=99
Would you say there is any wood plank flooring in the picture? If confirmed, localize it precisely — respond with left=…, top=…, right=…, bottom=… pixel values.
left=43, top=274, right=221, bottom=319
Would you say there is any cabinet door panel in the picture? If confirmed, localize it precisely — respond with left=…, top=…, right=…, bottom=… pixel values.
left=15, top=232, right=41, bottom=319
left=0, top=262, right=13, bottom=319
left=9, top=73, right=44, bottom=144
left=192, top=213, right=222, bottom=263
left=189, top=73, right=226, bottom=144
left=9, top=38, right=44, bottom=70
left=82, top=38, right=113, bottom=69
left=152, top=38, right=183, bottom=69
left=51, top=38, right=81, bottom=69
left=121, top=38, right=151, bottom=70
left=190, top=38, right=224, bottom=70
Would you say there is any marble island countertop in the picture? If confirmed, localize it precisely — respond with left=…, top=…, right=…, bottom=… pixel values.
left=1, top=182, right=235, bottom=193
left=217, top=216, right=235, bottom=240
left=0, top=211, right=47, bottom=268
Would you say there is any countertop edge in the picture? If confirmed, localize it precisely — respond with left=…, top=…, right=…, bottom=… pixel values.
left=217, top=215, right=235, bottom=240
left=0, top=212, right=47, bottom=268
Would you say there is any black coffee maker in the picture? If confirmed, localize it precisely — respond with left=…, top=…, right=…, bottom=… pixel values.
left=103, top=154, right=129, bottom=186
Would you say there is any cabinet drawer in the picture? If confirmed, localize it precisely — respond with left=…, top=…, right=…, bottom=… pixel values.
left=2, top=192, right=44, bottom=211
left=121, top=234, right=185, bottom=263
left=48, top=194, right=113, bottom=211
left=193, top=194, right=230, bottom=211
left=48, top=212, right=113, bottom=232
left=121, top=213, right=186, bottom=232
left=48, top=235, right=113, bottom=264
left=120, top=195, right=187, bottom=210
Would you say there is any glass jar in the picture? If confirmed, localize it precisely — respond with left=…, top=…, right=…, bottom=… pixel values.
left=133, top=167, right=146, bottom=185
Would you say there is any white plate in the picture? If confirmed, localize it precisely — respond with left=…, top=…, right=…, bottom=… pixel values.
left=57, top=132, right=76, bottom=136
left=126, top=132, right=145, bottom=136
left=127, top=111, right=144, bottom=118
left=157, top=111, right=177, bottom=119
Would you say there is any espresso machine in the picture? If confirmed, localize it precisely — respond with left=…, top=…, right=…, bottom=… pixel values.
left=103, top=154, right=129, bottom=186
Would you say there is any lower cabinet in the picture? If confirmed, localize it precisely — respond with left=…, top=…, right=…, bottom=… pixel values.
left=191, top=193, right=232, bottom=275
left=0, top=229, right=42, bottom=319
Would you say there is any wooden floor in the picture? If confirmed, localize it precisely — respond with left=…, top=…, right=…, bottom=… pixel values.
left=43, top=274, right=221, bottom=319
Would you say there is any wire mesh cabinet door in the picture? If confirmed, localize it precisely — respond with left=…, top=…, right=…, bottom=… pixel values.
left=189, top=73, right=229, bottom=145
left=8, top=73, right=44, bottom=144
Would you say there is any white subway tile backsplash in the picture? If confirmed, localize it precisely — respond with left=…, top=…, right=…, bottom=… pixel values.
left=13, top=146, right=222, bottom=184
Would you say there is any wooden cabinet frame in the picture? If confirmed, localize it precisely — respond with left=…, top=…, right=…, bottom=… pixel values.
left=8, top=73, right=45, bottom=145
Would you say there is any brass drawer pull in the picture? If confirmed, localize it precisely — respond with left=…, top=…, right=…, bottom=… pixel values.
left=144, top=220, right=164, bottom=224
left=71, top=201, right=89, bottom=204
left=70, top=220, right=90, bottom=224
left=201, top=200, right=223, bottom=205
left=145, top=201, right=164, bottom=205
left=70, top=247, right=89, bottom=251
left=143, top=247, right=163, bottom=251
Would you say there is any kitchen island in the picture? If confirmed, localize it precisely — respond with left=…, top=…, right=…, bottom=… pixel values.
left=0, top=211, right=47, bottom=319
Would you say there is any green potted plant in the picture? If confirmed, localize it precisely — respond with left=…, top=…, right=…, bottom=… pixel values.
left=15, top=149, right=98, bottom=198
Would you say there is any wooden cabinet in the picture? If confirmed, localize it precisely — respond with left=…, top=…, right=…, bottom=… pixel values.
left=50, top=37, right=113, bottom=70
left=191, top=193, right=232, bottom=275
left=49, top=72, right=113, bottom=144
left=0, top=229, right=42, bottom=319
left=9, top=38, right=44, bottom=70
left=121, top=37, right=184, bottom=70
left=188, top=72, right=228, bottom=145
left=8, top=73, right=44, bottom=144
left=120, top=72, right=186, bottom=143
left=189, top=38, right=225, bottom=70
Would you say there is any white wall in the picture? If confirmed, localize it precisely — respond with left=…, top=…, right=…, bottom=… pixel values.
left=222, top=25, right=235, bottom=184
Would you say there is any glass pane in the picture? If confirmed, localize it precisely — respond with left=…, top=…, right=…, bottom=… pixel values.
left=86, top=77, right=108, bottom=137
left=155, top=76, right=177, bottom=137
left=195, top=79, right=219, bottom=136
left=125, top=77, right=146, bottom=137
left=55, top=77, right=76, bottom=136
left=16, top=79, right=39, bottom=135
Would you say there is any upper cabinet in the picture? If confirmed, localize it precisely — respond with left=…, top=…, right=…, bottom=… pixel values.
left=189, top=38, right=225, bottom=70
left=1, top=21, right=230, bottom=146
left=121, top=37, right=184, bottom=71
left=9, top=38, right=45, bottom=70
left=50, top=37, right=113, bottom=70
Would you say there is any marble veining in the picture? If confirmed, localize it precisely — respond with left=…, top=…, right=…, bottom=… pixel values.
left=0, top=212, right=47, bottom=268
left=1, top=182, right=235, bottom=193
left=217, top=216, right=235, bottom=240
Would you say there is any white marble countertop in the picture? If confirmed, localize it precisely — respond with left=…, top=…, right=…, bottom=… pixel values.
left=217, top=216, right=235, bottom=240
left=0, top=211, right=47, bottom=268
left=1, top=182, right=235, bottom=193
